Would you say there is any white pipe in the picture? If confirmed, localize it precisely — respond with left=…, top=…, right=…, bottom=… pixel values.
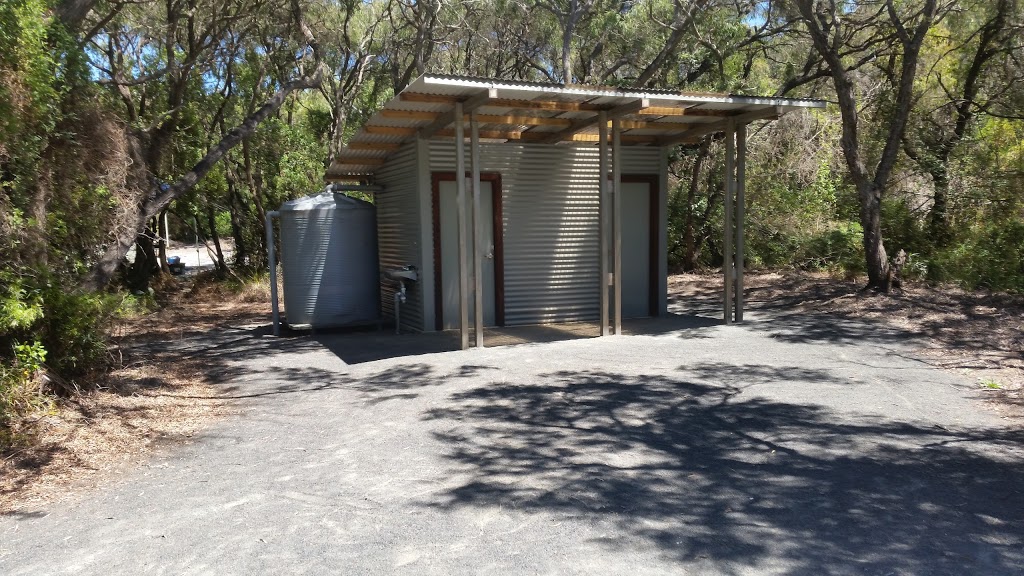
left=265, top=210, right=281, bottom=336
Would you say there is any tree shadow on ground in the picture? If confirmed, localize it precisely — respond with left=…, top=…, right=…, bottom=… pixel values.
left=678, top=274, right=1023, bottom=374
left=133, top=313, right=725, bottom=374
left=421, top=367, right=1024, bottom=574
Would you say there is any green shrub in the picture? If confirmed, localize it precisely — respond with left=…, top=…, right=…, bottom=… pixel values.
left=795, top=221, right=866, bottom=275
left=37, top=286, right=119, bottom=378
left=932, top=220, right=1024, bottom=292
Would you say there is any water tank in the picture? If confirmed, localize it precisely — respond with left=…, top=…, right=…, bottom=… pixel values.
left=278, top=192, right=379, bottom=327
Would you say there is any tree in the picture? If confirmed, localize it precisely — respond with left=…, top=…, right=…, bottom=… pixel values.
left=79, top=0, right=327, bottom=289
left=902, top=0, right=1021, bottom=245
left=794, top=0, right=944, bottom=290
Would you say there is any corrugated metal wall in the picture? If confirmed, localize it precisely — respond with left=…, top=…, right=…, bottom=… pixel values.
left=428, top=141, right=662, bottom=326
left=374, top=143, right=424, bottom=332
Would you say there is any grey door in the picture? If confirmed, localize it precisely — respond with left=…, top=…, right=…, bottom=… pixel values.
left=439, top=179, right=496, bottom=329
left=621, top=180, right=653, bottom=318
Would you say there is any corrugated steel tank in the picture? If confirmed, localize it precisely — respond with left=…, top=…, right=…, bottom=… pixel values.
left=278, top=192, right=379, bottom=327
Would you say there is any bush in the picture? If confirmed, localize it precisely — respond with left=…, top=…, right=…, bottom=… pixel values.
left=795, top=221, right=866, bottom=275
left=1, top=274, right=127, bottom=440
left=227, top=271, right=273, bottom=303
left=37, top=286, right=119, bottom=378
left=932, top=220, right=1024, bottom=292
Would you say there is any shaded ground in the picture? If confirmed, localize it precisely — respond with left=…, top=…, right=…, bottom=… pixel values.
left=1, top=273, right=1021, bottom=574
left=3, top=272, right=1020, bottom=513
left=671, top=273, right=1024, bottom=418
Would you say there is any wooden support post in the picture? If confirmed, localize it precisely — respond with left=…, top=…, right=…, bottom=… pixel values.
left=470, top=114, right=484, bottom=348
left=598, top=112, right=610, bottom=336
left=723, top=120, right=735, bottom=324
left=736, top=123, right=746, bottom=323
left=612, top=118, right=622, bottom=335
left=454, top=102, right=470, bottom=350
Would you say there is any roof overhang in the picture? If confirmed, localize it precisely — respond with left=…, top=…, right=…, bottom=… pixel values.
left=326, top=74, right=826, bottom=180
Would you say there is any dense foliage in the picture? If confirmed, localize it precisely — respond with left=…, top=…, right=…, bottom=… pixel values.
left=1, top=0, right=1022, bottom=437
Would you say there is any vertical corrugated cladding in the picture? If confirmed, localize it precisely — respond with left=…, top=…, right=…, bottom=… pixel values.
left=374, top=143, right=424, bottom=332
left=429, top=141, right=662, bottom=326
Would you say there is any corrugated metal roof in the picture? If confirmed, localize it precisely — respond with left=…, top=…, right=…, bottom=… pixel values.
left=327, top=74, right=827, bottom=179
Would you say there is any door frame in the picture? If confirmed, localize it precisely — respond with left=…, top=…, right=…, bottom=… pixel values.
left=620, top=174, right=660, bottom=318
left=431, top=171, right=505, bottom=330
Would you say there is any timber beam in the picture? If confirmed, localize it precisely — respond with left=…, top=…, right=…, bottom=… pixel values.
left=656, top=106, right=782, bottom=147
left=418, top=88, right=497, bottom=139
left=540, top=99, right=650, bottom=144
left=346, top=142, right=402, bottom=151
left=638, top=106, right=733, bottom=118
left=400, top=92, right=731, bottom=117
left=330, top=157, right=386, bottom=166
left=381, top=108, right=704, bottom=131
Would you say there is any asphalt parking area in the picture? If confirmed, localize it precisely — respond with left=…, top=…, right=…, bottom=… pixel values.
left=2, top=306, right=1022, bottom=575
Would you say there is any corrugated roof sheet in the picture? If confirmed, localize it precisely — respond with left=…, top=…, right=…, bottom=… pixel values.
left=327, top=74, right=827, bottom=179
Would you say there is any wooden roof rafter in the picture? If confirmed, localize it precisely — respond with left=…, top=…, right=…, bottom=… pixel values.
left=539, top=99, right=650, bottom=144
left=655, top=106, right=783, bottom=147
left=379, top=109, right=710, bottom=131
left=417, top=88, right=497, bottom=139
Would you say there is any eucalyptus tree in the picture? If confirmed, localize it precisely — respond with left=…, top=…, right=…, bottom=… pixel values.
left=793, top=0, right=948, bottom=291
left=79, top=0, right=328, bottom=289
left=901, top=0, right=1022, bottom=245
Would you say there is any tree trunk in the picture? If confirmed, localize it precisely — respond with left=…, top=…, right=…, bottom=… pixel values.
left=562, top=22, right=573, bottom=83
left=242, top=139, right=268, bottom=269
left=682, top=140, right=711, bottom=270
left=858, top=181, right=890, bottom=290
left=25, top=162, right=51, bottom=270
left=55, top=0, right=100, bottom=31
left=81, top=75, right=319, bottom=291
left=795, top=0, right=937, bottom=292
left=128, top=222, right=160, bottom=291
left=226, top=166, right=249, bottom=268
left=928, top=162, right=951, bottom=246
left=157, top=209, right=170, bottom=274
left=206, top=205, right=227, bottom=277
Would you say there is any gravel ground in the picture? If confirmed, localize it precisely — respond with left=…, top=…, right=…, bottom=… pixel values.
left=1, top=280, right=1022, bottom=575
